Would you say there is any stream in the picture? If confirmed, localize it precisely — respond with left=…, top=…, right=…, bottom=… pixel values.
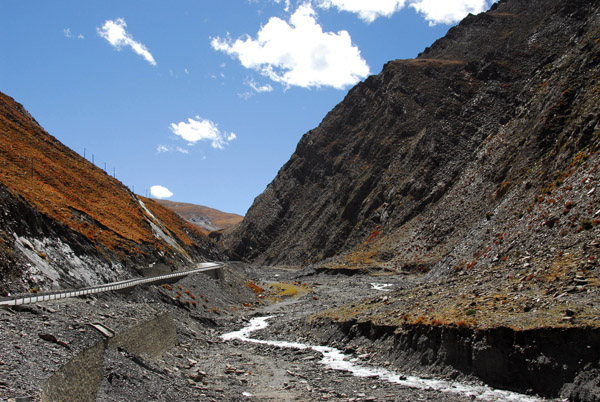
left=222, top=316, right=542, bottom=402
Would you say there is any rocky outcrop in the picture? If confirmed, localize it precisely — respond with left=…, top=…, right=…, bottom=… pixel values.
left=223, top=0, right=600, bottom=272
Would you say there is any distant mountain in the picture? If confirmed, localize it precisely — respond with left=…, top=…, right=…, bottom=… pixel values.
left=155, top=199, right=243, bottom=233
left=0, top=92, right=221, bottom=294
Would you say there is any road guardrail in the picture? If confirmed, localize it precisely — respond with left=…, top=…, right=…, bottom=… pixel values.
left=0, top=262, right=223, bottom=308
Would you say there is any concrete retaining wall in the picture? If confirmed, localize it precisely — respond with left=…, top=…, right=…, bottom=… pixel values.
left=41, top=340, right=106, bottom=402
left=40, top=311, right=178, bottom=402
left=110, top=312, right=177, bottom=358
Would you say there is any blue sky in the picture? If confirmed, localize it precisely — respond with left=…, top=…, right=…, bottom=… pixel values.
left=0, top=0, right=494, bottom=215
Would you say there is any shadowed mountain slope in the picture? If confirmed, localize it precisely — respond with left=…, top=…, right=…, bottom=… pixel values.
left=0, top=92, right=221, bottom=294
left=224, top=0, right=600, bottom=272
left=222, top=3, right=600, bottom=396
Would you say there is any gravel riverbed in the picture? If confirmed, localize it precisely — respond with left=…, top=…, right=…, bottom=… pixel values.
left=0, top=264, right=555, bottom=401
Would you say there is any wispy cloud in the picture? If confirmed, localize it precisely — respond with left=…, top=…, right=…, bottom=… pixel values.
left=97, top=18, right=157, bottom=66
left=157, top=144, right=190, bottom=154
left=274, top=0, right=292, bottom=12
left=238, top=78, right=274, bottom=99
left=64, top=28, right=84, bottom=39
left=169, top=117, right=236, bottom=149
left=211, top=3, right=369, bottom=90
left=315, top=0, right=494, bottom=25
left=150, top=185, right=173, bottom=199
left=247, top=78, right=274, bottom=93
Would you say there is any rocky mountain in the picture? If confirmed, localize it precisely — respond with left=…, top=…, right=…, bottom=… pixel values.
left=219, top=2, right=600, bottom=396
left=224, top=0, right=600, bottom=272
left=155, top=199, right=243, bottom=233
left=0, top=92, right=221, bottom=295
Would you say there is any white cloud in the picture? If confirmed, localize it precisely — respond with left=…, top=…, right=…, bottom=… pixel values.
left=169, top=117, right=236, bottom=149
left=97, top=18, right=157, bottom=66
left=157, top=144, right=169, bottom=153
left=150, top=185, right=173, bottom=199
left=316, top=0, right=493, bottom=25
left=410, top=0, right=492, bottom=25
left=316, top=0, right=407, bottom=23
left=211, top=3, right=370, bottom=89
left=78, top=34, right=85, bottom=39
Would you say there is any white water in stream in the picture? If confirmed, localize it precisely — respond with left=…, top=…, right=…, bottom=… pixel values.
left=221, top=316, right=543, bottom=402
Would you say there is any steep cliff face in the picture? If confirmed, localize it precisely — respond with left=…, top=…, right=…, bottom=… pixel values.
left=224, top=0, right=600, bottom=271
left=0, top=92, right=221, bottom=294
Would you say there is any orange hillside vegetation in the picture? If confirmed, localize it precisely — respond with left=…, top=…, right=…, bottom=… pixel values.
left=0, top=92, right=208, bottom=257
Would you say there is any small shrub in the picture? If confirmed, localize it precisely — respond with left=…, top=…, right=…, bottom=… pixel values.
left=466, top=309, right=477, bottom=316
left=414, top=316, right=426, bottom=324
left=247, top=282, right=263, bottom=294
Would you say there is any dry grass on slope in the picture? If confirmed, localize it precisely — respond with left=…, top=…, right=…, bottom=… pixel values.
left=0, top=92, right=206, bottom=256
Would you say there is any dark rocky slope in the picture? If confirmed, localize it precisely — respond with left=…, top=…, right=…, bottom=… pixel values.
left=223, top=1, right=600, bottom=398
left=224, top=0, right=600, bottom=272
left=0, top=92, right=221, bottom=294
